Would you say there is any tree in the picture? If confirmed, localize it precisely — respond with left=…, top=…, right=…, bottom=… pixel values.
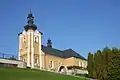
left=87, top=52, right=93, bottom=77
left=88, top=47, right=120, bottom=80
left=107, top=47, right=120, bottom=80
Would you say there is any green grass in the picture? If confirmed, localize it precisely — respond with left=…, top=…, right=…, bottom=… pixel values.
left=0, top=68, right=89, bottom=80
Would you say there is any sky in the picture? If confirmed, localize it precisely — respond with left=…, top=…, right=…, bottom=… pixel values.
left=0, top=0, right=120, bottom=58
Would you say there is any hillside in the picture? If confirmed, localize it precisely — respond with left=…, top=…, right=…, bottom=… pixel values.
left=0, top=68, right=88, bottom=80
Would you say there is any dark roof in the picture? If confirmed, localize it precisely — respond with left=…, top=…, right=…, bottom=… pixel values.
left=24, top=24, right=37, bottom=31
left=18, top=32, right=22, bottom=36
left=24, top=12, right=37, bottom=31
left=41, top=45, right=86, bottom=60
left=62, top=49, right=86, bottom=60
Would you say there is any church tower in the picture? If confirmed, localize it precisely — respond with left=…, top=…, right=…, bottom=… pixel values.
left=47, top=38, right=52, bottom=48
left=18, top=12, right=43, bottom=69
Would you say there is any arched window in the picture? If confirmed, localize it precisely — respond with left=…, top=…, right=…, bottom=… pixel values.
left=34, top=36, right=39, bottom=43
left=50, top=61, right=52, bottom=68
left=79, top=61, right=81, bottom=66
left=23, top=36, right=26, bottom=43
left=34, top=55, right=38, bottom=64
left=79, top=61, right=82, bottom=67
left=81, top=62, right=82, bottom=67
left=35, top=37, right=37, bottom=42
left=49, top=61, right=54, bottom=68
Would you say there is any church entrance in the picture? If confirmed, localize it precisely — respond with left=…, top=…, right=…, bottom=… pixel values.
left=58, top=66, right=67, bottom=74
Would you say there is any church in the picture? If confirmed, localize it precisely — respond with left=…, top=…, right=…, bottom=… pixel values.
left=18, top=12, right=87, bottom=73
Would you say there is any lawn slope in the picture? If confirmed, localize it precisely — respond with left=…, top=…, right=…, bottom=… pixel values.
left=0, top=68, right=88, bottom=80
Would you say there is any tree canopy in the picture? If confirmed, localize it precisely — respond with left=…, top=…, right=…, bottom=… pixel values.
left=88, top=47, right=120, bottom=80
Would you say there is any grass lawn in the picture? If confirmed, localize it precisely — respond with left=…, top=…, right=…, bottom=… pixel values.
left=0, top=68, right=89, bottom=80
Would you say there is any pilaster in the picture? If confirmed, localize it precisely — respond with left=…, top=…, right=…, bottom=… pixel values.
left=27, top=30, right=30, bottom=67
left=39, top=34, right=42, bottom=69
left=31, top=30, right=34, bottom=68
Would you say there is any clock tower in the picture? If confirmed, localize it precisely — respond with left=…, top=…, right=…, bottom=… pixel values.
left=18, top=12, right=43, bottom=69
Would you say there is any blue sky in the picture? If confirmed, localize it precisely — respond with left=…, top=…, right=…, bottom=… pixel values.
left=0, top=0, right=120, bottom=58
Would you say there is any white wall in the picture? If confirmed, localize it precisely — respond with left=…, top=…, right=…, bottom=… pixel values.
left=67, top=69, right=88, bottom=75
left=0, top=58, right=26, bottom=68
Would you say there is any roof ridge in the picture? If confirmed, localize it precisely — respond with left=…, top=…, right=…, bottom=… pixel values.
left=41, top=45, right=86, bottom=60
left=42, top=45, right=63, bottom=52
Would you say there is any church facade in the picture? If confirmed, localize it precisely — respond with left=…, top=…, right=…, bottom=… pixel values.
left=18, top=12, right=87, bottom=73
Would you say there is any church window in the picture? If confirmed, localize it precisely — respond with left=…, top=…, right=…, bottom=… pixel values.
left=79, top=61, right=80, bottom=66
left=81, top=62, right=82, bottom=67
left=50, top=61, right=54, bottom=68
left=24, top=36, right=25, bottom=39
left=23, top=36, right=26, bottom=43
left=50, top=61, right=52, bottom=68
left=79, top=61, right=82, bottom=67
left=35, top=58, right=37, bottom=63
left=34, top=36, right=38, bottom=43
left=35, top=58, right=38, bottom=64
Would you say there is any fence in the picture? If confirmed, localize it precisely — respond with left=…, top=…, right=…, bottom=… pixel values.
left=0, top=53, right=17, bottom=60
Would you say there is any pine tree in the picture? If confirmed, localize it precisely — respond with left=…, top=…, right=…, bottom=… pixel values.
left=87, top=52, right=93, bottom=77
left=107, top=47, right=120, bottom=80
left=88, top=47, right=120, bottom=80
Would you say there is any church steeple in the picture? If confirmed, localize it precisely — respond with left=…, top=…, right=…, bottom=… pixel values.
left=27, top=11, right=34, bottom=24
left=47, top=38, right=52, bottom=48
left=19, top=11, right=43, bottom=69
left=24, top=11, right=37, bottom=31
